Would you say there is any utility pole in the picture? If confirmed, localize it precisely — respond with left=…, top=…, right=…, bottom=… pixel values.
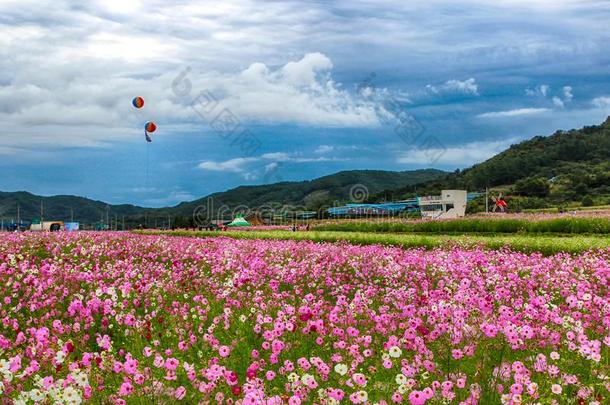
left=71, top=208, right=74, bottom=222
left=17, top=203, right=20, bottom=230
left=168, top=214, right=171, bottom=230
left=115, top=213, right=118, bottom=231
left=106, top=206, right=109, bottom=229
left=485, top=187, right=489, bottom=214
left=122, top=215, right=125, bottom=231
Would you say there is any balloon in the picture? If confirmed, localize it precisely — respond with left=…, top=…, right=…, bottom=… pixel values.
left=144, top=121, right=157, bottom=133
left=132, top=96, right=144, bottom=108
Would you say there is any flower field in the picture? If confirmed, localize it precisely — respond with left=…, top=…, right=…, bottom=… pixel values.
left=1, top=232, right=609, bottom=404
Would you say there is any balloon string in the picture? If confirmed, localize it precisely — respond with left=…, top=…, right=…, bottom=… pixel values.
left=145, top=140, right=149, bottom=191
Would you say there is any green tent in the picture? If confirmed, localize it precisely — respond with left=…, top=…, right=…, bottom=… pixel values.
left=227, top=214, right=251, bottom=227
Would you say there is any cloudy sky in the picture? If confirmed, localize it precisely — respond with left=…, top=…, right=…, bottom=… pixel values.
left=1, top=0, right=610, bottom=206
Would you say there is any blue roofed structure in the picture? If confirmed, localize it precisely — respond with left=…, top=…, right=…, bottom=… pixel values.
left=327, top=192, right=484, bottom=217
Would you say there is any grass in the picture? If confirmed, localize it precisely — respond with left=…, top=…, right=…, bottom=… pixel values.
left=312, top=217, right=610, bottom=234
left=524, top=204, right=610, bottom=213
left=136, top=229, right=610, bottom=256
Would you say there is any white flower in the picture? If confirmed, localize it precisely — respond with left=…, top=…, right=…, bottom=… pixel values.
left=302, top=373, right=315, bottom=385
left=71, top=371, right=88, bottom=388
left=63, top=386, right=82, bottom=405
left=395, top=374, right=407, bottom=385
left=29, top=388, right=45, bottom=401
left=288, top=372, right=299, bottom=383
left=388, top=346, right=402, bottom=358
left=357, top=390, right=368, bottom=402
left=55, top=351, right=66, bottom=364
left=334, top=363, right=348, bottom=376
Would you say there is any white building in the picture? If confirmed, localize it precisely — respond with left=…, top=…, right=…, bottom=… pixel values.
left=30, top=221, right=64, bottom=231
left=418, top=190, right=467, bottom=219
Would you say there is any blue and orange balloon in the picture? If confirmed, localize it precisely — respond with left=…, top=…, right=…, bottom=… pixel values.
left=132, top=96, right=144, bottom=108
left=144, top=121, right=156, bottom=133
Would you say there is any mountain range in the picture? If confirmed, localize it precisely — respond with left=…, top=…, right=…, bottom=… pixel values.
left=2, top=116, right=610, bottom=227
left=0, top=170, right=445, bottom=227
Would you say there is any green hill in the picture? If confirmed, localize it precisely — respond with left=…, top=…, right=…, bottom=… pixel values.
left=0, top=169, right=446, bottom=227
left=166, top=169, right=445, bottom=218
left=372, top=116, right=610, bottom=211
left=0, top=191, right=146, bottom=227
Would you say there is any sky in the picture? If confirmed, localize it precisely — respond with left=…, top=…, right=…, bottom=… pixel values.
left=1, top=0, right=610, bottom=207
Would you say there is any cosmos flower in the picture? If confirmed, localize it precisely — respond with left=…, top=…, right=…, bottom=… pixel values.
left=0, top=232, right=608, bottom=403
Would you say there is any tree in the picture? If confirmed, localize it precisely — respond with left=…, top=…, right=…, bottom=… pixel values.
left=513, top=177, right=551, bottom=197
left=581, top=195, right=594, bottom=207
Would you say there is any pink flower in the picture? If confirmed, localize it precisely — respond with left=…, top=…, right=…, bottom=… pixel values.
left=42, top=376, right=54, bottom=390
left=219, top=345, right=231, bottom=358
left=408, top=390, right=426, bottom=405
left=451, top=349, right=464, bottom=360
left=288, top=396, right=301, bottom=405
left=353, top=373, right=367, bottom=386
left=175, top=386, right=186, bottom=400
left=165, top=358, right=179, bottom=371
left=124, top=358, right=138, bottom=375
left=510, top=383, right=523, bottom=395
left=118, top=381, right=134, bottom=396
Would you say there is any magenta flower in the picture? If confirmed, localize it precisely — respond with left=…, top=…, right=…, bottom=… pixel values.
left=219, top=345, right=231, bottom=357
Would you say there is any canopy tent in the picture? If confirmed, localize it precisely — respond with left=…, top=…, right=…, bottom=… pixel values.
left=227, top=214, right=251, bottom=227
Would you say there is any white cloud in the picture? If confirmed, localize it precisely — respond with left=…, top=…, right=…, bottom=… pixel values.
left=396, top=137, right=520, bottom=167
left=0, top=51, right=387, bottom=153
left=264, top=162, right=279, bottom=173
left=563, top=86, right=573, bottom=102
left=315, top=145, right=335, bottom=154
left=426, top=78, right=479, bottom=96
left=0, top=0, right=607, bottom=154
left=197, top=157, right=258, bottom=173
left=525, top=84, right=550, bottom=97
left=444, top=78, right=479, bottom=95
left=203, top=52, right=385, bottom=127
left=477, top=108, right=550, bottom=118
left=552, top=96, right=564, bottom=108
left=197, top=150, right=344, bottom=179
left=592, top=96, right=610, bottom=109
left=526, top=84, right=573, bottom=108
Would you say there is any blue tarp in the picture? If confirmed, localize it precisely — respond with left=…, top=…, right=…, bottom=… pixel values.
left=327, top=193, right=484, bottom=216
left=64, top=222, right=80, bottom=231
